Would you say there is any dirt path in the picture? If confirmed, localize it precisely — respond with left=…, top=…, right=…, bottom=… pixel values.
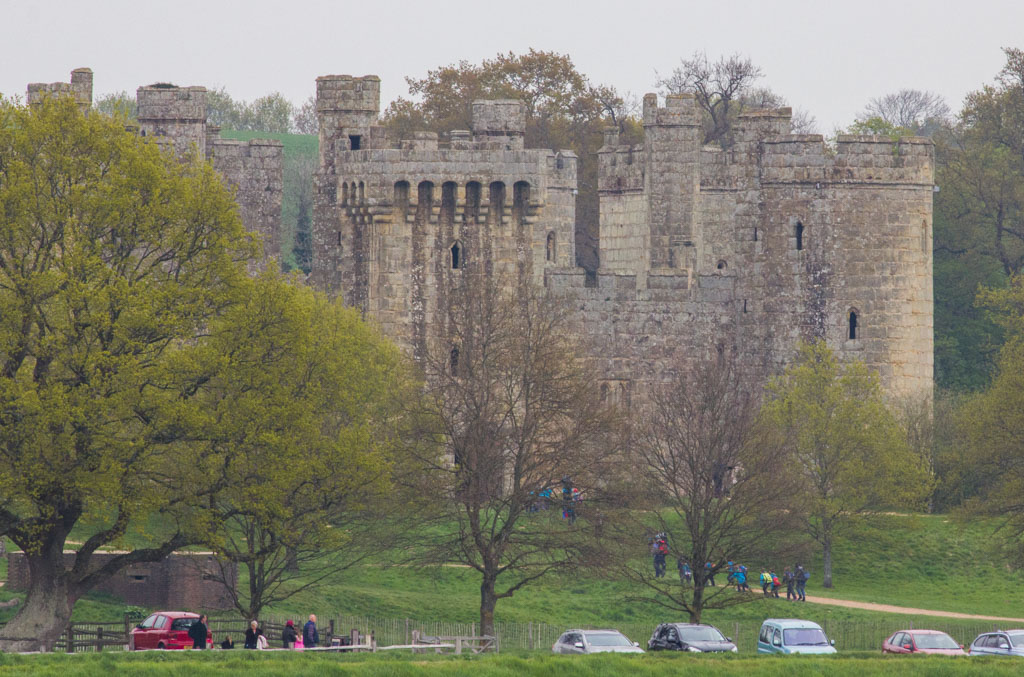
left=803, top=594, right=1024, bottom=623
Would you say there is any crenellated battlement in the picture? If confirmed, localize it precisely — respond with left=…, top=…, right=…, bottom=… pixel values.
left=27, top=68, right=93, bottom=111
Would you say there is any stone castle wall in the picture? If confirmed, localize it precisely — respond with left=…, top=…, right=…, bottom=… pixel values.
left=311, top=74, right=934, bottom=401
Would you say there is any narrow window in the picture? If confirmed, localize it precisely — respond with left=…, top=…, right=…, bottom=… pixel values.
left=743, top=299, right=747, bottom=313
left=450, top=241, right=463, bottom=269
left=849, top=310, right=858, bottom=340
left=449, top=346, right=460, bottom=375
left=342, top=182, right=349, bottom=205
left=795, top=221, right=804, bottom=251
left=753, top=227, right=758, bottom=242
left=336, top=231, right=342, bottom=246
left=349, top=135, right=361, bottom=150
left=358, top=181, right=365, bottom=203
left=546, top=232, right=556, bottom=262
left=600, top=383, right=609, bottom=402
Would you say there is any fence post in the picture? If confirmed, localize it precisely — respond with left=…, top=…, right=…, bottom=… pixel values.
left=96, top=627, right=103, bottom=652
left=405, top=617, right=410, bottom=645
left=329, top=618, right=335, bottom=644
left=471, top=622, right=475, bottom=637
left=528, top=621, right=533, bottom=650
left=66, top=624, right=74, bottom=653
left=455, top=636, right=462, bottom=655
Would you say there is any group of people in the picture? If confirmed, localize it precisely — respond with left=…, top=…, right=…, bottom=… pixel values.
left=649, top=538, right=811, bottom=602
left=528, top=477, right=582, bottom=524
left=187, top=613, right=321, bottom=650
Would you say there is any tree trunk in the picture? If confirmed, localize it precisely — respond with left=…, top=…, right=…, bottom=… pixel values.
left=0, top=555, right=77, bottom=652
left=688, top=584, right=704, bottom=624
left=479, top=574, right=497, bottom=638
left=822, top=528, right=833, bottom=589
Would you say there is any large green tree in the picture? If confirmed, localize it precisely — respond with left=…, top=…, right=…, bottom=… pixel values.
left=382, top=50, right=633, bottom=272
left=761, top=341, right=932, bottom=588
left=0, top=95, right=407, bottom=649
left=960, top=275, right=1024, bottom=562
left=194, top=271, right=419, bottom=621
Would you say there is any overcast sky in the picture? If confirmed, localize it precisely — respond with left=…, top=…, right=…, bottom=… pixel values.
left=2, top=0, right=1021, bottom=133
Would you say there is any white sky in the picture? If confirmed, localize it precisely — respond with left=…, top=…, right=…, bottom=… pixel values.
left=2, top=0, right=1021, bottom=133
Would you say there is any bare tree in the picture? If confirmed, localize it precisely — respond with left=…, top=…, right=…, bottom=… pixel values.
left=293, top=94, right=317, bottom=135
left=657, top=52, right=763, bottom=146
left=862, top=89, right=950, bottom=136
left=615, top=356, right=801, bottom=623
left=410, top=274, right=624, bottom=637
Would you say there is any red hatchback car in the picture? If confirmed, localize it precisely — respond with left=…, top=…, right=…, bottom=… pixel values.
left=129, top=611, right=212, bottom=650
left=882, top=629, right=966, bottom=655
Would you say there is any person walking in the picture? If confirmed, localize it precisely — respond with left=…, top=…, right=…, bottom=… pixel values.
left=760, top=569, right=771, bottom=596
left=734, top=566, right=746, bottom=592
left=188, top=614, right=209, bottom=649
left=784, top=567, right=796, bottom=601
left=282, top=619, right=298, bottom=649
left=795, top=564, right=808, bottom=602
left=244, top=620, right=260, bottom=649
left=303, top=614, right=320, bottom=648
left=652, top=534, right=668, bottom=578
left=678, top=558, right=692, bottom=585
left=739, top=564, right=750, bottom=592
left=771, top=570, right=781, bottom=598
left=705, top=562, right=716, bottom=586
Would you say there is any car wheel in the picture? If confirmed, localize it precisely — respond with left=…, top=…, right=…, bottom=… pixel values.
left=157, top=642, right=165, bottom=650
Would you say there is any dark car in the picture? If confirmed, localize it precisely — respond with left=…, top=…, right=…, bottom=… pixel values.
left=969, top=630, right=1024, bottom=656
left=129, top=611, right=212, bottom=650
left=648, top=622, right=738, bottom=653
left=882, top=629, right=965, bottom=655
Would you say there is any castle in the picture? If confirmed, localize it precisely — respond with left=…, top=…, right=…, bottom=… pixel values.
left=25, top=69, right=933, bottom=401
left=311, top=76, right=934, bottom=401
left=27, top=69, right=284, bottom=266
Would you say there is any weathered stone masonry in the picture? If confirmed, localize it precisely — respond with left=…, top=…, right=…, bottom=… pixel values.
left=312, top=77, right=934, bottom=402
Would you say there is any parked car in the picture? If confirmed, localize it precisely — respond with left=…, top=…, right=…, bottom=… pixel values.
left=129, top=611, right=212, bottom=650
left=757, top=619, right=836, bottom=654
left=969, top=629, right=1024, bottom=656
left=882, top=629, right=965, bottom=655
left=552, top=629, right=644, bottom=654
left=648, top=622, right=738, bottom=653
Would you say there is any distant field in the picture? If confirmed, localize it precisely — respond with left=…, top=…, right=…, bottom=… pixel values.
left=219, top=130, right=317, bottom=157
left=0, top=651, right=1017, bottom=677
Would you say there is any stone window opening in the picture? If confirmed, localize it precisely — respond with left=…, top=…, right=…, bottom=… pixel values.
left=129, top=574, right=148, bottom=583
left=743, top=299, right=748, bottom=313
left=754, top=227, right=758, bottom=242
left=450, top=346, right=460, bottom=375
left=358, top=181, right=365, bottom=204
left=336, top=231, right=342, bottom=246
left=796, top=221, right=804, bottom=251
left=716, top=259, right=727, bottom=270
left=848, top=309, right=859, bottom=340
left=342, top=182, right=349, bottom=205
left=546, top=231, right=556, bottom=262
left=600, top=383, right=609, bottom=402
left=450, top=241, right=464, bottom=270
left=349, top=135, right=361, bottom=150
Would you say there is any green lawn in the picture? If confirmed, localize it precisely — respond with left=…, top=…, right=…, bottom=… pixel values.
left=0, top=651, right=1017, bottom=677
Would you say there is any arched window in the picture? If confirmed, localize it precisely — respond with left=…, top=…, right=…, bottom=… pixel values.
left=546, top=232, right=556, bottom=262
left=848, top=310, right=859, bottom=340
left=600, top=383, right=609, bottom=402
left=716, top=259, right=727, bottom=270
left=450, top=241, right=464, bottom=269
left=358, top=181, right=365, bottom=204
left=795, top=221, right=804, bottom=251
left=342, top=182, right=349, bottom=206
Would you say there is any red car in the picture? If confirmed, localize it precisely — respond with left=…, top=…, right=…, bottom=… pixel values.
left=129, top=611, right=212, bottom=650
left=882, top=629, right=966, bottom=655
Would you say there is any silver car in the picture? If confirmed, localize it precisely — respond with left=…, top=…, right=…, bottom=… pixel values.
left=969, top=630, right=1024, bottom=656
left=552, top=629, right=644, bottom=654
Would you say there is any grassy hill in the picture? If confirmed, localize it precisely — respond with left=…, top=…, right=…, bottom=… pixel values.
left=1, top=513, right=1019, bottom=650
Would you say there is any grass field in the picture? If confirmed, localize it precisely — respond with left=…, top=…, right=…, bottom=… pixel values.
left=0, top=650, right=1018, bottom=677
left=1, top=513, right=1019, bottom=653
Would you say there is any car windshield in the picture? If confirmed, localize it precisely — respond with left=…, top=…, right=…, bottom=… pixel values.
left=1009, top=632, right=1024, bottom=647
left=679, top=626, right=726, bottom=642
left=783, top=628, right=828, bottom=646
left=170, top=618, right=197, bottom=631
left=913, top=633, right=959, bottom=649
left=585, top=632, right=632, bottom=647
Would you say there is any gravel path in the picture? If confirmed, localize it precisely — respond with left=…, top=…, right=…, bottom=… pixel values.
left=803, top=594, right=1024, bottom=623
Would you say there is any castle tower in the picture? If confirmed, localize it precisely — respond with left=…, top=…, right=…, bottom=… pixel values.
left=315, top=75, right=381, bottom=168
left=136, top=85, right=208, bottom=157
left=26, top=67, right=93, bottom=112
left=642, top=93, right=703, bottom=272
left=470, top=100, right=526, bottom=150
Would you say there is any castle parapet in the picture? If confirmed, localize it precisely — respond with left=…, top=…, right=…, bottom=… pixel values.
left=27, top=67, right=93, bottom=112
left=643, top=92, right=700, bottom=127
left=471, top=100, right=526, bottom=149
